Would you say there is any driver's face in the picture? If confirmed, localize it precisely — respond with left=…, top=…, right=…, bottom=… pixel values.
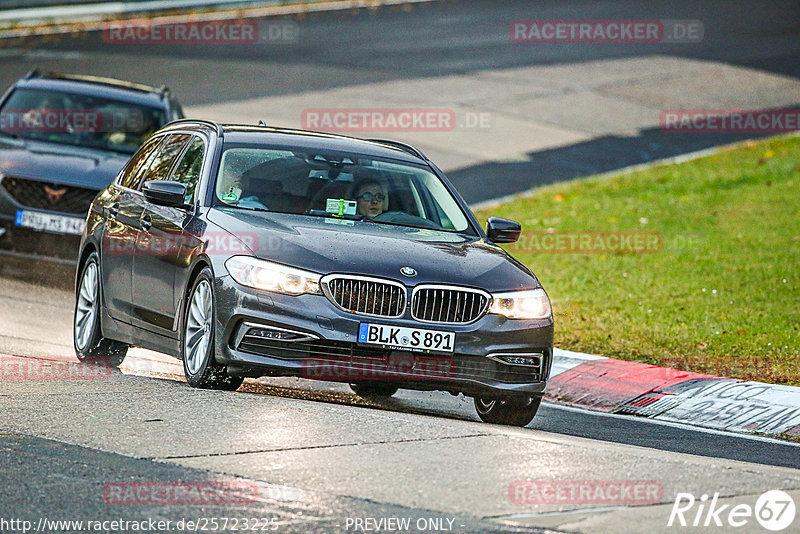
left=356, top=184, right=386, bottom=218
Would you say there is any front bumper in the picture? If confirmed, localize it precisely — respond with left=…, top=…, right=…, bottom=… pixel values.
left=0, top=216, right=82, bottom=261
left=213, top=275, right=554, bottom=398
left=0, top=183, right=83, bottom=261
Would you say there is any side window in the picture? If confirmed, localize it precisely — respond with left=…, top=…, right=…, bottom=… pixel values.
left=169, top=136, right=206, bottom=204
left=118, top=136, right=163, bottom=189
left=139, top=133, right=191, bottom=188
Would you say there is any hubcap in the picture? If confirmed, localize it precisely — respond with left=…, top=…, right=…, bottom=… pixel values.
left=185, top=280, right=213, bottom=375
left=75, top=262, right=99, bottom=352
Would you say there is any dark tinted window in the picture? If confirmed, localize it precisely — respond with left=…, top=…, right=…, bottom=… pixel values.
left=0, top=87, right=166, bottom=153
left=215, top=145, right=471, bottom=232
left=169, top=136, right=205, bottom=204
left=118, top=135, right=163, bottom=189
left=139, top=133, right=191, bottom=188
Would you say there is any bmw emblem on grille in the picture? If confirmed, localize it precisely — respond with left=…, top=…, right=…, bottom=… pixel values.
left=400, top=267, right=417, bottom=277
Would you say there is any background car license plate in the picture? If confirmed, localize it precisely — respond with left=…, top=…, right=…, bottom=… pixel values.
left=359, top=323, right=455, bottom=352
left=15, top=210, right=84, bottom=235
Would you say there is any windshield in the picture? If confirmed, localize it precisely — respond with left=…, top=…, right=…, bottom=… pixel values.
left=0, top=87, right=166, bottom=153
left=214, top=144, right=473, bottom=232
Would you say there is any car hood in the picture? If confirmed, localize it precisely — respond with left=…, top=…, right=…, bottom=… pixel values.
left=0, top=136, right=130, bottom=189
left=206, top=209, right=540, bottom=292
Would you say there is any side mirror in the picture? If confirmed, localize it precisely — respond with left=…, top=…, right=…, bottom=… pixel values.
left=142, top=181, right=187, bottom=208
left=486, top=216, right=521, bottom=244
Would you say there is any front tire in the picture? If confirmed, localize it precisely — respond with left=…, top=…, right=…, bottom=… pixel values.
left=474, top=395, right=542, bottom=426
left=74, top=252, right=128, bottom=366
left=182, top=268, right=243, bottom=391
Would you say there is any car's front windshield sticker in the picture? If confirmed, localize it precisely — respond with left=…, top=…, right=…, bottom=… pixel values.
left=326, top=198, right=357, bottom=217
left=221, top=186, right=241, bottom=203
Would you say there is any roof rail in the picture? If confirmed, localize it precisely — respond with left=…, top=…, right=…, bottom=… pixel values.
left=163, top=119, right=223, bottom=136
left=25, top=70, right=161, bottom=94
left=24, top=68, right=40, bottom=79
left=366, top=139, right=427, bottom=160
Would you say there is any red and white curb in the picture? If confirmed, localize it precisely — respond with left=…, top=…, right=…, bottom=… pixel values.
left=546, top=348, right=800, bottom=438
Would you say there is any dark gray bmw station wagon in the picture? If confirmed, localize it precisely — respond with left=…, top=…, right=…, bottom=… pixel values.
left=74, top=120, right=553, bottom=426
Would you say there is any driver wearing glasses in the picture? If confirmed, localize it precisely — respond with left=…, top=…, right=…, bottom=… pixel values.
left=352, top=178, right=388, bottom=218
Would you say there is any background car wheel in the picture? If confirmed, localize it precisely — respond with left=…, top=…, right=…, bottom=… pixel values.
left=474, top=395, right=542, bottom=426
left=74, top=252, right=128, bottom=367
left=349, top=382, right=399, bottom=398
left=182, top=267, right=244, bottom=391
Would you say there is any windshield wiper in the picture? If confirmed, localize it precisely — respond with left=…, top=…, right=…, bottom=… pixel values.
left=238, top=206, right=271, bottom=213
left=364, top=218, right=438, bottom=231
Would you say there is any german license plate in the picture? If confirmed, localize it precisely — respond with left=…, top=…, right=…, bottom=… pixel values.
left=358, top=323, right=455, bottom=353
left=15, top=210, right=84, bottom=235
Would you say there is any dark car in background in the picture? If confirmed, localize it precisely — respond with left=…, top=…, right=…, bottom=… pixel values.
left=74, top=120, right=553, bottom=426
left=0, top=70, right=184, bottom=261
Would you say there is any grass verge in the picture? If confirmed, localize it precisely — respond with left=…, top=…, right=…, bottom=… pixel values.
left=474, top=134, right=800, bottom=385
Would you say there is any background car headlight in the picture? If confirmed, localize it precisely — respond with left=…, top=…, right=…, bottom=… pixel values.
left=489, top=288, right=551, bottom=319
left=225, top=256, right=321, bottom=295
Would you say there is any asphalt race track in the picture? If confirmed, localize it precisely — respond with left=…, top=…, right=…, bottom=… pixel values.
left=0, top=267, right=799, bottom=532
left=1, top=1, right=799, bottom=532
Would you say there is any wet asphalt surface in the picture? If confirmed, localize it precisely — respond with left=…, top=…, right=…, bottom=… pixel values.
left=0, top=433, right=546, bottom=534
left=1, top=260, right=799, bottom=533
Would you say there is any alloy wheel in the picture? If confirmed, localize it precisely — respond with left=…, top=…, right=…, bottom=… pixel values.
left=74, top=261, right=99, bottom=352
left=185, top=279, right=213, bottom=375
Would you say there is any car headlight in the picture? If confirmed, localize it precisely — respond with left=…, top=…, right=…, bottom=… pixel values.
left=225, top=256, right=321, bottom=295
left=488, top=288, right=551, bottom=319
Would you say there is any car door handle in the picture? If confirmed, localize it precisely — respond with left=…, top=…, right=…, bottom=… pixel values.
left=141, top=214, right=152, bottom=231
left=107, top=203, right=119, bottom=219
